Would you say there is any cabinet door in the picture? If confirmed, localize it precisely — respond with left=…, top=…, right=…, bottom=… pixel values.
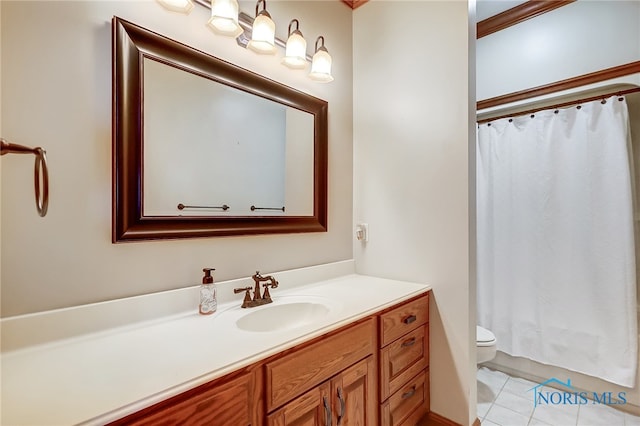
left=331, top=356, right=377, bottom=426
left=268, top=382, right=332, bottom=426
left=112, top=369, right=260, bottom=426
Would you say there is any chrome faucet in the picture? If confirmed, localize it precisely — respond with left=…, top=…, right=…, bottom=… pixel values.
left=233, top=271, right=279, bottom=308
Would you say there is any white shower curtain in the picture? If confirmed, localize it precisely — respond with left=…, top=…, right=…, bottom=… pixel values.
left=477, top=95, right=638, bottom=387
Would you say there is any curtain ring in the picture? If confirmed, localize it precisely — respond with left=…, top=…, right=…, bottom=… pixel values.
left=33, top=147, right=49, bottom=217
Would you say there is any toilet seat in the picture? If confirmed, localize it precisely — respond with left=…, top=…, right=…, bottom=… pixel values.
left=476, top=326, right=496, bottom=347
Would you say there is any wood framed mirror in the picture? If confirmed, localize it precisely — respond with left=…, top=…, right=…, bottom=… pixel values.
left=112, top=17, right=328, bottom=242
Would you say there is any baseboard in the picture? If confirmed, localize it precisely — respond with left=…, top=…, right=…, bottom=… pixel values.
left=418, top=411, right=479, bottom=426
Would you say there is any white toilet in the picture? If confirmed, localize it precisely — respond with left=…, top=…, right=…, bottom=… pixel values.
left=476, top=326, right=497, bottom=364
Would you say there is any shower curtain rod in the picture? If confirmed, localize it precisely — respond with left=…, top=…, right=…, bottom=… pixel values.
left=477, top=86, right=640, bottom=124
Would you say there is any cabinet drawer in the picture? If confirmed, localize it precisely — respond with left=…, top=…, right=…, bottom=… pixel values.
left=397, top=406, right=429, bottom=426
left=380, top=325, right=428, bottom=401
left=381, top=370, right=428, bottom=426
left=265, top=318, right=376, bottom=412
left=380, top=294, right=429, bottom=347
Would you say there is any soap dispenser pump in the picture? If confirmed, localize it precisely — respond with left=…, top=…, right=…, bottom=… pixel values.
left=199, top=268, right=217, bottom=315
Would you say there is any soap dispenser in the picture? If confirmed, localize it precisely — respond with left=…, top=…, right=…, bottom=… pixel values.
left=199, top=268, right=217, bottom=315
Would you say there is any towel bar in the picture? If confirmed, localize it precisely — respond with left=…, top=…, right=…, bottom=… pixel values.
left=1, top=138, right=49, bottom=217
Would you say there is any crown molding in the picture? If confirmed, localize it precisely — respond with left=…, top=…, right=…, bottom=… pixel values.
left=477, top=0, right=576, bottom=39
left=341, top=0, right=369, bottom=10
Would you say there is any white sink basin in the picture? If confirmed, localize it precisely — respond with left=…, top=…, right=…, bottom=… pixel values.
left=235, top=299, right=332, bottom=333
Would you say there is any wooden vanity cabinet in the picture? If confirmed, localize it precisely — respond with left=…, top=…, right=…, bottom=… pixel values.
left=379, top=294, right=430, bottom=426
left=110, top=292, right=430, bottom=426
left=266, top=318, right=378, bottom=425
left=266, top=294, right=430, bottom=426
left=268, top=356, right=376, bottom=426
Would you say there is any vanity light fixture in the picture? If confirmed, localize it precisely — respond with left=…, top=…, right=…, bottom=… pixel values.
left=156, top=0, right=194, bottom=14
left=155, top=0, right=334, bottom=82
left=207, top=0, right=243, bottom=37
left=247, top=0, right=276, bottom=55
left=282, top=19, right=307, bottom=69
left=309, top=36, right=334, bottom=83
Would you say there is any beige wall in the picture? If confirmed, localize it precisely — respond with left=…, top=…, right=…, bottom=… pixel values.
left=0, top=0, right=353, bottom=316
left=353, top=1, right=475, bottom=424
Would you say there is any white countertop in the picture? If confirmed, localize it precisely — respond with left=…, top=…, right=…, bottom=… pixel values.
left=1, top=263, right=430, bottom=425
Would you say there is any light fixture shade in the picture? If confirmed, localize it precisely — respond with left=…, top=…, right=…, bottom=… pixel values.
left=309, top=36, right=334, bottom=82
left=248, top=13, right=276, bottom=54
left=156, top=0, right=194, bottom=13
left=282, top=20, right=307, bottom=69
left=207, top=0, right=243, bottom=37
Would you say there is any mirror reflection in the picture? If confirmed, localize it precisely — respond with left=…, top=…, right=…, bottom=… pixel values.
left=143, top=58, right=314, bottom=217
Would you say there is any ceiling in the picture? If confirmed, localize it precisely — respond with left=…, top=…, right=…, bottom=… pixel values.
left=475, top=0, right=528, bottom=22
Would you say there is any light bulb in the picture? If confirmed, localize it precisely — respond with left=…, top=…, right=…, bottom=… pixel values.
left=247, top=0, right=276, bottom=55
left=207, top=0, right=243, bottom=37
left=309, top=36, right=333, bottom=82
left=156, top=0, right=194, bottom=13
left=282, top=19, right=307, bottom=69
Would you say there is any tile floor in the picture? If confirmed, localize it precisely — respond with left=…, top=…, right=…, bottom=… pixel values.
left=477, top=367, right=640, bottom=426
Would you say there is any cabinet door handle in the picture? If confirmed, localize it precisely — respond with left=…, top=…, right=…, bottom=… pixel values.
left=323, top=396, right=332, bottom=426
left=401, top=337, right=416, bottom=347
left=337, top=387, right=345, bottom=425
left=401, top=385, right=417, bottom=399
left=403, top=314, right=417, bottom=324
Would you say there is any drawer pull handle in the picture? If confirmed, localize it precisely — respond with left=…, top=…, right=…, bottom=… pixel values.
left=401, top=337, right=417, bottom=347
left=323, top=396, right=332, bottom=426
left=337, top=387, right=345, bottom=425
left=402, top=385, right=417, bottom=399
left=403, top=314, right=417, bottom=324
